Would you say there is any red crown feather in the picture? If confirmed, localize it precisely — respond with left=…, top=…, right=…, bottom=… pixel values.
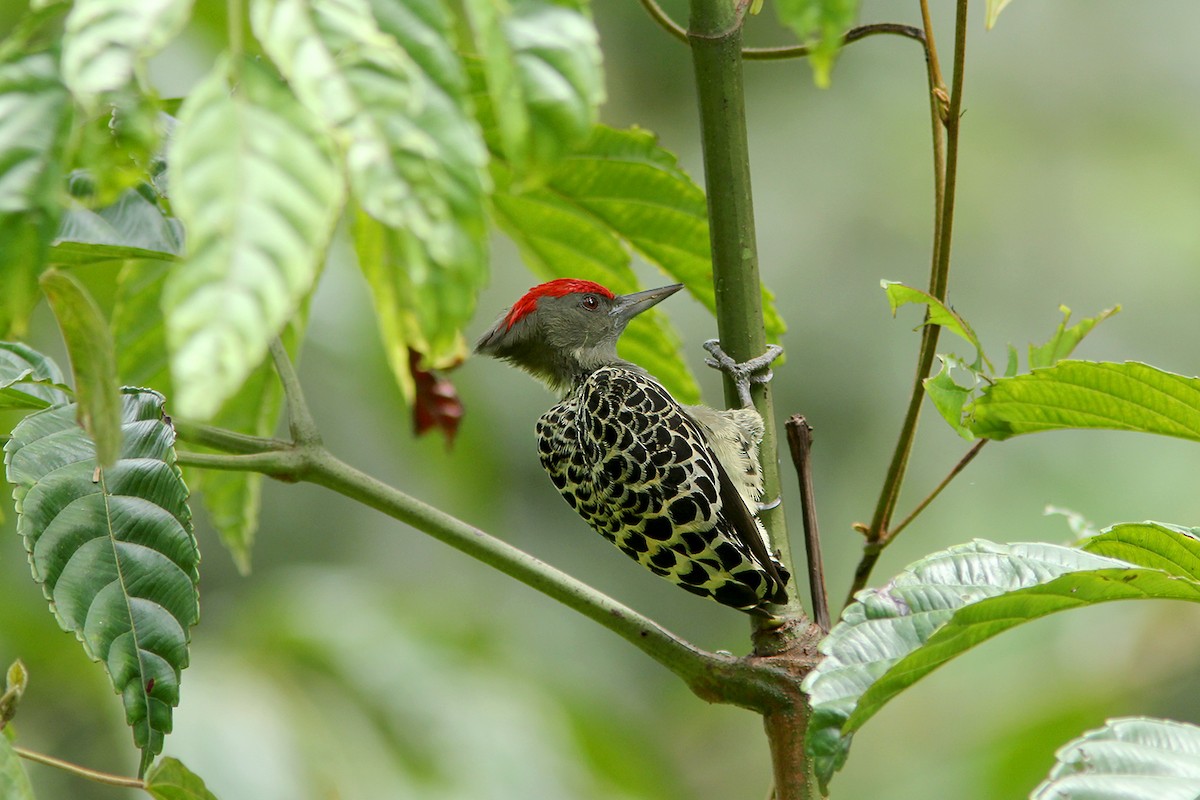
left=504, top=279, right=615, bottom=330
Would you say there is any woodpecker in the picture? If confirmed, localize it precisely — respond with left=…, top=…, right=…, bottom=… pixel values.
left=475, top=279, right=789, bottom=615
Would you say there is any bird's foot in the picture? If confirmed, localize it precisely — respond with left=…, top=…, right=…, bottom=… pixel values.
left=757, top=496, right=782, bottom=512
left=702, top=340, right=784, bottom=407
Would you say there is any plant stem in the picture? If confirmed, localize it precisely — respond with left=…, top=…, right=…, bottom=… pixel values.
left=687, top=2, right=821, bottom=797
left=14, top=746, right=144, bottom=789
left=687, top=0, right=799, bottom=623
left=227, top=0, right=244, bottom=59
left=848, top=0, right=970, bottom=605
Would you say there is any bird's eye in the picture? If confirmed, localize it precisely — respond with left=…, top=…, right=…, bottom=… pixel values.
left=581, top=294, right=600, bottom=311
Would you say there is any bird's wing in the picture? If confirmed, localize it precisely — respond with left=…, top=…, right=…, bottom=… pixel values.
left=580, top=368, right=789, bottom=600
left=709, top=453, right=789, bottom=601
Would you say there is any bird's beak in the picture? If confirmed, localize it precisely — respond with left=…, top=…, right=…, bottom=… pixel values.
left=611, top=283, right=684, bottom=324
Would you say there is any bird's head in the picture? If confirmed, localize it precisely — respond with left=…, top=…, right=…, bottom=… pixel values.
left=475, top=279, right=683, bottom=390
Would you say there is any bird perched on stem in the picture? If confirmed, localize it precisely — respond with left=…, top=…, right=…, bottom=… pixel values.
left=475, top=278, right=789, bottom=615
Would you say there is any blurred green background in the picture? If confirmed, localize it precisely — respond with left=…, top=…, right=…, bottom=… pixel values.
left=3, top=1, right=1200, bottom=798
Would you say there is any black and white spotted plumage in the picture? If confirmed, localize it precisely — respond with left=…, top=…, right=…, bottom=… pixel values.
left=537, top=365, right=790, bottom=614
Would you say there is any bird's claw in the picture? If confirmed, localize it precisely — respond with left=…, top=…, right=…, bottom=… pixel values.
left=757, top=496, right=781, bottom=512
left=702, top=339, right=783, bottom=407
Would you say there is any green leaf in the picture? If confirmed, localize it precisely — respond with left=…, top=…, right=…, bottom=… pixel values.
left=0, top=218, right=48, bottom=340
left=361, top=0, right=492, bottom=365
left=354, top=209, right=454, bottom=401
left=464, top=0, right=603, bottom=176
left=774, top=0, right=858, bottom=87
left=60, top=0, right=194, bottom=105
left=552, top=125, right=785, bottom=342
left=882, top=280, right=988, bottom=370
left=314, top=0, right=492, bottom=369
left=0, top=50, right=70, bottom=336
left=1031, top=717, right=1200, bottom=800
left=923, top=355, right=977, bottom=439
left=252, top=0, right=492, bottom=349
left=0, top=735, right=35, bottom=800
left=804, top=540, right=1126, bottom=786
left=0, top=341, right=70, bottom=410
left=1028, top=305, right=1120, bottom=370
left=968, top=361, right=1200, bottom=442
left=1005, top=344, right=1019, bottom=377
left=39, top=269, right=122, bottom=468
left=145, top=756, right=220, bottom=800
left=0, top=51, right=68, bottom=212
left=803, top=526, right=1200, bottom=789
left=165, top=56, right=342, bottom=420
left=53, top=184, right=183, bottom=265
left=1080, top=521, right=1200, bottom=579
left=986, top=0, right=1013, bottom=30
left=4, top=389, right=199, bottom=777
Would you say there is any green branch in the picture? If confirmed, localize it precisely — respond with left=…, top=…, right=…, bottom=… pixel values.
left=176, top=438, right=797, bottom=711
left=302, top=447, right=798, bottom=710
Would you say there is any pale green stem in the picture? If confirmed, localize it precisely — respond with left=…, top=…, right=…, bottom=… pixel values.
left=227, top=0, right=244, bottom=59
left=14, top=746, right=144, bottom=789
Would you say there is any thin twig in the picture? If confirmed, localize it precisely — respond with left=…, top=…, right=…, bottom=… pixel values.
left=919, top=0, right=946, bottom=94
left=744, top=23, right=925, bottom=61
left=888, top=440, right=987, bottom=540
left=784, top=416, right=830, bottom=632
left=635, top=0, right=925, bottom=61
left=637, top=0, right=688, bottom=44
left=14, top=746, right=144, bottom=789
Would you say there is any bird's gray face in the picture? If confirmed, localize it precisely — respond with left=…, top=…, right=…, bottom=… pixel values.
left=475, top=283, right=683, bottom=390
left=534, top=290, right=623, bottom=355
